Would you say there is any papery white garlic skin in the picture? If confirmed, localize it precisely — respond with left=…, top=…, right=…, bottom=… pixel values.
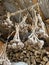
left=29, top=37, right=38, bottom=44
left=38, top=40, right=44, bottom=49
left=18, top=42, right=24, bottom=48
left=4, top=22, right=8, bottom=26
left=8, top=44, right=12, bottom=49
left=39, top=29, right=44, bottom=34
left=12, top=43, right=17, bottom=49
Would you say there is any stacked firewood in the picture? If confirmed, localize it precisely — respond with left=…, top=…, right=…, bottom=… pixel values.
left=7, top=41, right=49, bottom=65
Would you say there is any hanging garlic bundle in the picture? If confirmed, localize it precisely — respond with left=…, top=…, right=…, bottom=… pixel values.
left=28, top=9, right=49, bottom=49
left=8, top=24, right=24, bottom=49
left=28, top=32, right=44, bottom=49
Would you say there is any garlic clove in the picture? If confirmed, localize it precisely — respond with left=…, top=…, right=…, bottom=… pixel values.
left=12, top=43, right=17, bottom=49
left=38, top=40, right=44, bottom=49
left=18, top=42, right=24, bottom=48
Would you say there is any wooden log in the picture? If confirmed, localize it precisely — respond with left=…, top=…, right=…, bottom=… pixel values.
left=0, top=41, right=4, bottom=54
left=38, top=0, right=49, bottom=19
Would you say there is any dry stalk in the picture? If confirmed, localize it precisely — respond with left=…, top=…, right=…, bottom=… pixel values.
left=10, top=24, right=24, bottom=49
left=19, top=14, right=28, bottom=28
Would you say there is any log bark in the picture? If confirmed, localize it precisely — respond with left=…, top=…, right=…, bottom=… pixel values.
left=38, top=0, right=49, bottom=19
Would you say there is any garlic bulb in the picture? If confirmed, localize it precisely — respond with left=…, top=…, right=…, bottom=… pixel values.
left=38, top=40, right=44, bottom=49
left=10, top=24, right=24, bottom=49
left=12, top=43, right=17, bottom=49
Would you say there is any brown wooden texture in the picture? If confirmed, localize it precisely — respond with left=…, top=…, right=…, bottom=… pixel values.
left=38, top=0, right=49, bottom=19
left=0, top=41, right=4, bottom=54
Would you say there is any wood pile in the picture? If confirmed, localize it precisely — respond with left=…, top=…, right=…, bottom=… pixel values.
left=7, top=41, right=49, bottom=65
